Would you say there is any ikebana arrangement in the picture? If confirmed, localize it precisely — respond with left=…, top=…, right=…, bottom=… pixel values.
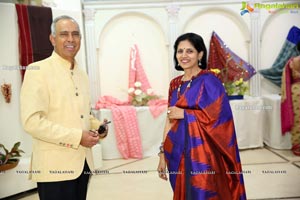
left=128, top=81, right=160, bottom=106
left=0, top=142, right=24, bottom=171
left=210, top=68, right=249, bottom=96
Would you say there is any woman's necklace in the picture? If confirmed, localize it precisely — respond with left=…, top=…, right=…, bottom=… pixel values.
left=177, top=70, right=202, bottom=99
left=177, top=76, right=193, bottom=99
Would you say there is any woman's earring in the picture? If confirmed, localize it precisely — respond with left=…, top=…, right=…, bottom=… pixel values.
left=198, top=60, right=202, bottom=66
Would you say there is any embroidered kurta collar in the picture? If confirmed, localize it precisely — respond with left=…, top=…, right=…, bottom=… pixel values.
left=51, top=51, right=78, bottom=70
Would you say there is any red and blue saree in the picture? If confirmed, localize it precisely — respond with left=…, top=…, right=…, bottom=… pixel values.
left=164, top=70, right=246, bottom=200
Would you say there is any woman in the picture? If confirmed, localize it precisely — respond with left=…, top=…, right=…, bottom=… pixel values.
left=157, top=33, right=246, bottom=200
left=281, top=42, right=300, bottom=156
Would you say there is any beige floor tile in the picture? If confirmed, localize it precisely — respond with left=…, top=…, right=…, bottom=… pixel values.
left=87, top=172, right=173, bottom=200
left=242, top=163, right=300, bottom=199
left=100, top=156, right=158, bottom=174
left=267, top=147, right=300, bottom=162
left=239, top=147, right=287, bottom=165
left=294, top=161, right=300, bottom=168
left=99, top=158, right=139, bottom=171
left=281, top=198, right=300, bottom=200
left=14, top=192, right=38, bottom=200
left=10, top=148, right=300, bottom=200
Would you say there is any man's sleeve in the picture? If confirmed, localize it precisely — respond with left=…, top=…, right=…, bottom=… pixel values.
left=20, top=65, right=82, bottom=149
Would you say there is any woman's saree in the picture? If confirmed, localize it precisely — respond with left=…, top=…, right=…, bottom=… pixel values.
left=164, top=70, right=246, bottom=200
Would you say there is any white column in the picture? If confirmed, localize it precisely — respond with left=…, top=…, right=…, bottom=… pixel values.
left=166, top=3, right=181, bottom=80
left=249, top=1, right=261, bottom=96
left=83, top=9, right=100, bottom=107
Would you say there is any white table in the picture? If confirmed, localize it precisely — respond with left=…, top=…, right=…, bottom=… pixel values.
left=229, top=97, right=265, bottom=149
left=94, top=96, right=291, bottom=160
left=261, top=94, right=291, bottom=149
left=94, top=107, right=166, bottom=159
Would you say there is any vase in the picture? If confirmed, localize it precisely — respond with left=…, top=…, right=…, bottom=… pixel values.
left=227, top=95, right=244, bottom=100
left=0, top=160, right=19, bottom=171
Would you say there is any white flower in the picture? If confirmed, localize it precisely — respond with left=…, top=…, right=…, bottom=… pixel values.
left=134, top=81, right=142, bottom=87
left=128, top=87, right=135, bottom=94
left=146, top=88, right=154, bottom=95
left=134, top=89, right=142, bottom=96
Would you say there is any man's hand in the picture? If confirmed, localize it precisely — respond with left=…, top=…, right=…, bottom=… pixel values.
left=80, top=130, right=100, bottom=148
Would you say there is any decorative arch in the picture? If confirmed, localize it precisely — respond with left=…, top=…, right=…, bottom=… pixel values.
left=182, top=7, right=250, bottom=41
left=95, top=11, right=170, bottom=100
left=260, top=8, right=286, bottom=41
left=97, top=11, right=168, bottom=48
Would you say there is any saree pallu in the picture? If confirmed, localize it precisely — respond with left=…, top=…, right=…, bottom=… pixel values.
left=291, top=83, right=300, bottom=145
left=281, top=59, right=294, bottom=134
left=281, top=57, right=300, bottom=144
left=164, top=71, right=246, bottom=200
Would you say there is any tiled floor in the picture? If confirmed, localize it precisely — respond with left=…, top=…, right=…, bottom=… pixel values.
left=9, top=147, right=300, bottom=200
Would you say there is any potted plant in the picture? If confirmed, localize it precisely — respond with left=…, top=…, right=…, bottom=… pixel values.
left=0, top=142, right=25, bottom=171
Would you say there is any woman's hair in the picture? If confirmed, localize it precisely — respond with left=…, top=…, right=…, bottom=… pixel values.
left=173, top=32, right=207, bottom=71
left=297, top=42, right=300, bottom=52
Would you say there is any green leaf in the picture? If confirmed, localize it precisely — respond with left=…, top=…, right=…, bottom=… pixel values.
left=0, top=143, right=9, bottom=155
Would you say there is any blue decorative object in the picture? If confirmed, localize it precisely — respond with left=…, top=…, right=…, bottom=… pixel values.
left=227, top=95, right=244, bottom=101
left=259, top=26, right=300, bottom=86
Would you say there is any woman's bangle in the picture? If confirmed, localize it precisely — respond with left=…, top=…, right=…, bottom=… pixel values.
left=158, top=142, right=164, bottom=156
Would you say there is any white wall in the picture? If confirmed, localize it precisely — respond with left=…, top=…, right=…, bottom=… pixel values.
left=85, top=2, right=252, bottom=102
left=0, top=2, right=86, bottom=197
left=84, top=0, right=300, bottom=101
left=0, top=1, right=85, bottom=156
left=260, top=6, right=300, bottom=94
left=0, top=3, right=32, bottom=157
left=1, top=0, right=299, bottom=159
left=95, top=9, right=169, bottom=100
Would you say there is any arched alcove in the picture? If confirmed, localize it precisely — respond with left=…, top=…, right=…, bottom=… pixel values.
left=97, top=12, right=169, bottom=100
left=182, top=7, right=251, bottom=62
left=260, top=9, right=300, bottom=94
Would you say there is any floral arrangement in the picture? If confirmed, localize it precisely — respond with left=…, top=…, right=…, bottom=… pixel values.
left=0, top=142, right=24, bottom=171
left=223, top=78, right=249, bottom=95
left=210, top=68, right=249, bottom=96
left=128, top=82, right=160, bottom=106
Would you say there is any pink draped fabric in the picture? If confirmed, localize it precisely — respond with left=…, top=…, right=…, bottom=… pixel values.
left=128, top=44, right=168, bottom=117
left=94, top=45, right=167, bottom=158
left=95, top=96, right=143, bottom=159
left=128, top=45, right=151, bottom=96
left=281, top=59, right=294, bottom=134
left=148, top=99, right=168, bottom=118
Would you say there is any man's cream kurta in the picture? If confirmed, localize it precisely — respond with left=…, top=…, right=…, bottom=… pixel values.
left=20, top=52, right=101, bottom=182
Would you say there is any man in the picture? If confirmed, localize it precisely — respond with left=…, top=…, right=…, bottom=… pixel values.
left=20, top=15, right=107, bottom=200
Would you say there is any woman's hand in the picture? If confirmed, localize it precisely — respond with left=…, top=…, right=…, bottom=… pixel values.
left=167, top=106, right=184, bottom=119
left=157, top=154, right=168, bottom=181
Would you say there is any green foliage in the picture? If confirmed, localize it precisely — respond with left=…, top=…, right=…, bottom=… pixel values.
left=210, top=69, right=249, bottom=96
left=224, top=79, right=249, bottom=95
left=0, top=142, right=25, bottom=165
left=128, top=81, right=160, bottom=106
left=131, top=93, right=160, bottom=106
